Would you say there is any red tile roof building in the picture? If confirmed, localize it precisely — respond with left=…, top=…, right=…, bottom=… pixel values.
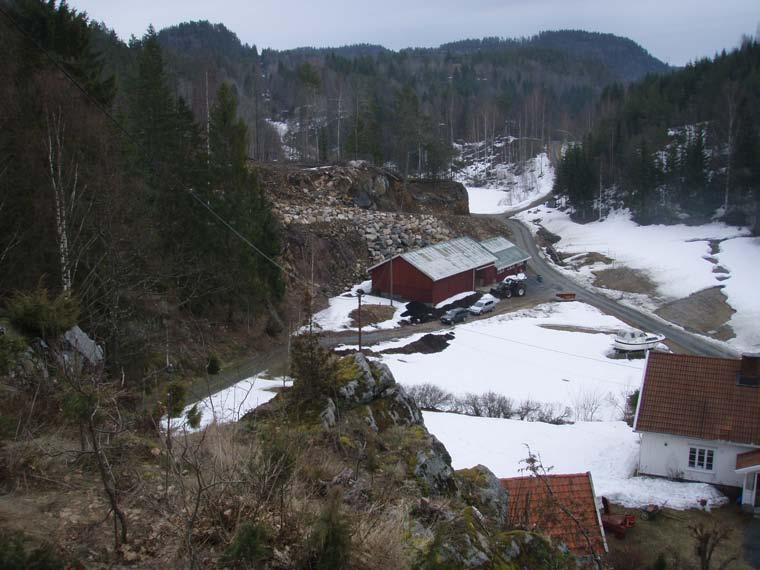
left=500, top=472, right=607, bottom=558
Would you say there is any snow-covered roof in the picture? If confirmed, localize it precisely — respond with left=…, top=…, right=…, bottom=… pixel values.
left=479, top=236, right=531, bottom=271
left=397, top=237, right=497, bottom=281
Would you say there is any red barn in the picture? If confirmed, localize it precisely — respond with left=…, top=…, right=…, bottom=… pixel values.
left=369, top=237, right=501, bottom=305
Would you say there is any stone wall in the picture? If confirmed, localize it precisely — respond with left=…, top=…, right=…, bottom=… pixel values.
left=275, top=203, right=451, bottom=263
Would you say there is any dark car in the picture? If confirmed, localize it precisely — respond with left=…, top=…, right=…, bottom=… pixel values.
left=440, top=307, right=469, bottom=324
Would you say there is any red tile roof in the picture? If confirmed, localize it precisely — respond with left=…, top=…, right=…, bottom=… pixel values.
left=500, top=473, right=606, bottom=557
left=736, top=449, right=760, bottom=470
left=635, top=352, right=760, bottom=445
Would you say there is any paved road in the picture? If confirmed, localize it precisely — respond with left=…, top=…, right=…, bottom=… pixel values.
left=500, top=216, right=738, bottom=358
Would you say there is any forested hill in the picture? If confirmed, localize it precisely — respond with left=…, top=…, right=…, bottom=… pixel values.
left=89, top=21, right=671, bottom=174
left=555, top=38, right=760, bottom=229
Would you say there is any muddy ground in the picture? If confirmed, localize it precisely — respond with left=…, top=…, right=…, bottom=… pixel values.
left=655, top=286, right=736, bottom=341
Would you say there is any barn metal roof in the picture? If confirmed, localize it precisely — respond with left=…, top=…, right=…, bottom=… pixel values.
left=399, top=237, right=497, bottom=281
left=479, top=236, right=531, bottom=271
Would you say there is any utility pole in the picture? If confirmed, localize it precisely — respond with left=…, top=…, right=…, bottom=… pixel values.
left=357, top=290, right=364, bottom=352
left=205, top=70, right=211, bottom=157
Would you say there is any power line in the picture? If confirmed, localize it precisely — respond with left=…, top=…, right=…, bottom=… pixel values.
left=0, top=5, right=132, bottom=141
left=0, top=5, right=310, bottom=288
left=455, top=326, right=644, bottom=371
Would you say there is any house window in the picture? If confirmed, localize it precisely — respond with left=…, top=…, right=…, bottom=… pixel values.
left=688, top=447, right=714, bottom=471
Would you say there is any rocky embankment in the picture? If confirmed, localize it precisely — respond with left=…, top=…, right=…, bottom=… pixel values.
left=260, top=162, right=510, bottom=295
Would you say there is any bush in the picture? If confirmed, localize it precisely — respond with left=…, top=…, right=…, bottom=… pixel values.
left=0, top=333, right=26, bottom=374
left=406, top=383, right=454, bottom=411
left=222, top=521, right=271, bottom=567
left=206, top=353, right=221, bottom=375
left=304, top=492, right=351, bottom=570
left=290, top=333, right=336, bottom=400
left=0, top=532, right=65, bottom=570
left=6, top=289, right=79, bottom=339
left=165, top=381, right=188, bottom=418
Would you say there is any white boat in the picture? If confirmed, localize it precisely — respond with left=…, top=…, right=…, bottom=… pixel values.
left=613, top=330, right=665, bottom=352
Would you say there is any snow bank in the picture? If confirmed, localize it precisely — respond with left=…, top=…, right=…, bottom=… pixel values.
left=374, top=302, right=645, bottom=420
left=423, top=412, right=727, bottom=509
left=313, top=282, right=406, bottom=332
left=716, top=236, right=760, bottom=352
left=435, top=291, right=476, bottom=309
left=464, top=153, right=555, bottom=214
left=169, top=373, right=291, bottom=431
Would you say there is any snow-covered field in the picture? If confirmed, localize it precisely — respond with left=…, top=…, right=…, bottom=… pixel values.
left=371, top=302, right=646, bottom=421
left=169, top=373, right=291, bottom=431
left=424, top=411, right=727, bottom=509
left=313, top=281, right=405, bottom=332
left=462, top=153, right=555, bottom=214
left=515, top=205, right=757, bottom=350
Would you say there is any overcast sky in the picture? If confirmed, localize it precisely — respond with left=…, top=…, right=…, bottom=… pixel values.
left=72, top=0, right=759, bottom=66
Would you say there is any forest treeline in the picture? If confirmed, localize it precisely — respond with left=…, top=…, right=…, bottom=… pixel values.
left=0, top=1, right=283, bottom=379
left=555, top=38, right=760, bottom=229
left=87, top=20, right=670, bottom=178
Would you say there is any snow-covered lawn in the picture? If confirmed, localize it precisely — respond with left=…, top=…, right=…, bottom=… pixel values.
left=313, top=281, right=405, bottom=332
left=464, top=153, right=555, bottom=214
left=371, top=302, right=646, bottom=421
left=169, top=373, right=291, bottom=431
left=424, top=411, right=727, bottom=510
left=515, top=205, right=756, bottom=350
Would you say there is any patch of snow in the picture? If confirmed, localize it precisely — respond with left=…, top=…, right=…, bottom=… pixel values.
left=169, top=373, right=291, bottom=431
left=312, top=282, right=406, bottom=332
left=515, top=205, right=756, bottom=349
left=516, top=206, right=749, bottom=300
left=463, top=153, right=555, bottom=214
left=715, top=237, right=760, bottom=352
left=435, top=291, right=476, bottom=309
left=265, top=119, right=299, bottom=160
left=373, top=302, right=645, bottom=420
left=423, top=412, right=727, bottom=510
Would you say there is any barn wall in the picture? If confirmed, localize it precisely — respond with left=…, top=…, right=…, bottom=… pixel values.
left=432, top=270, right=477, bottom=305
left=370, top=257, right=434, bottom=303
left=476, top=266, right=497, bottom=287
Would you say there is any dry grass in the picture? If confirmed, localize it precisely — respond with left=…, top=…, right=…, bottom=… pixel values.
left=655, top=286, right=736, bottom=341
left=349, top=304, right=396, bottom=327
left=592, top=266, right=658, bottom=295
left=605, top=503, right=755, bottom=570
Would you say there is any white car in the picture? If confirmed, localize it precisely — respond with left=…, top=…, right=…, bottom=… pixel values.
left=468, top=294, right=498, bottom=315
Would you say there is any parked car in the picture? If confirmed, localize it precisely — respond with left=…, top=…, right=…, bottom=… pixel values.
left=440, top=307, right=469, bottom=324
left=468, top=294, right=498, bottom=315
left=490, top=277, right=526, bottom=299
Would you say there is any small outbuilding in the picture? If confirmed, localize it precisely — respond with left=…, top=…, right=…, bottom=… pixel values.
left=500, top=472, right=608, bottom=561
left=479, top=236, right=531, bottom=281
left=369, top=236, right=530, bottom=305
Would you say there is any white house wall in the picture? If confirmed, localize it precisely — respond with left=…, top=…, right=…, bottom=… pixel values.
left=639, top=432, right=756, bottom=488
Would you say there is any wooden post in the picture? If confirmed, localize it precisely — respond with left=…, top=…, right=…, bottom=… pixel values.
left=357, top=290, right=363, bottom=352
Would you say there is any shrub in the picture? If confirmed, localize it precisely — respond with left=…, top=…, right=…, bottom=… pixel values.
left=6, top=289, right=79, bottom=339
left=405, top=383, right=454, bottom=411
left=0, top=333, right=26, bottom=374
left=0, top=531, right=65, bottom=570
left=290, top=333, right=336, bottom=400
left=222, top=521, right=271, bottom=566
left=165, top=382, right=188, bottom=418
left=304, top=492, right=351, bottom=569
left=206, top=353, right=221, bottom=375
left=185, top=404, right=202, bottom=429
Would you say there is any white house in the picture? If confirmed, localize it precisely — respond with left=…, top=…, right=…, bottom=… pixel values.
left=634, top=352, right=760, bottom=513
